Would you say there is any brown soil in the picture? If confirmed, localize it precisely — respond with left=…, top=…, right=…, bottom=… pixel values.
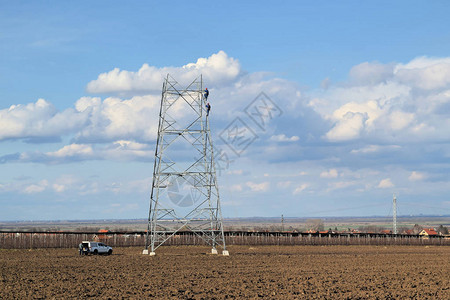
left=0, top=246, right=449, bottom=299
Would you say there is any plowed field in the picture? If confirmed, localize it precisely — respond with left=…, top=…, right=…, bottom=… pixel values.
left=1, top=246, right=449, bottom=299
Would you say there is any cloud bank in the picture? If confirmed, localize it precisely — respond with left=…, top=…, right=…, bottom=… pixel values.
left=0, top=95, right=159, bottom=145
left=1, top=52, right=449, bottom=198
left=86, top=51, right=241, bottom=94
left=310, top=56, right=450, bottom=143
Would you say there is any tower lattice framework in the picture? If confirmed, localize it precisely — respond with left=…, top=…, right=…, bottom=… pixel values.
left=393, top=193, right=397, bottom=235
left=143, top=74, right=227, bottom=256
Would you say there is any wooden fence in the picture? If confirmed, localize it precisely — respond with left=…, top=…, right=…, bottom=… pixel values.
left=0, top=231, right=448, bottom=249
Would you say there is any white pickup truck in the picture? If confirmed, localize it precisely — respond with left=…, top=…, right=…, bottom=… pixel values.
left=81, top=241, right=113, bottom=255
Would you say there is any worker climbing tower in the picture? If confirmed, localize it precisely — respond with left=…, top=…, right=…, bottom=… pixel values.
left=143, top=74, right=228, bottom=256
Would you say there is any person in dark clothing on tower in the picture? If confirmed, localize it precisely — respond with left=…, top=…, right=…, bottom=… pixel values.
left=206, top=102, right=211, bottom=116
left=204, top=88, right=209, bottom=100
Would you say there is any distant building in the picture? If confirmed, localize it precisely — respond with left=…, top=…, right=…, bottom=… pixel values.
left=419, top=228, right=437, bottom=238
left=402, top=229, right=415, bottom=235
left=98, top=229, right=111, bottom=241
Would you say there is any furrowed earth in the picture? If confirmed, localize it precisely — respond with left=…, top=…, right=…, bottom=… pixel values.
left=0, top=246, right=449, bottom=299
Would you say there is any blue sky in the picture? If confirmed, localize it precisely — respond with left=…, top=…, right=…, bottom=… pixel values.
left=1, top=1, right=450, bottom=220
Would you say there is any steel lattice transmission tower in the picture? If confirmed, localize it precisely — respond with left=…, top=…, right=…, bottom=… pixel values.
left=143, top=74, right=228, bottom=256
left=392, top=193, right=397, bottom=235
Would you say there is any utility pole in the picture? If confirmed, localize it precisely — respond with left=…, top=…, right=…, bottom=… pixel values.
left=281, top=214, right=284, bottom=232
left=143, top=74, right=227, bottom=256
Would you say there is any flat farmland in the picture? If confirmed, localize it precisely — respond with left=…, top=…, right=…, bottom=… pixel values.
left=1, top=246, right=449, bottom=299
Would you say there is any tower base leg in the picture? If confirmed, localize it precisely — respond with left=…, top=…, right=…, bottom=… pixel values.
left=142, top=249, right=149, bottom=255
left=222, top=250, right=229, bottom=256
left=211, top=248, right=218, bottom=254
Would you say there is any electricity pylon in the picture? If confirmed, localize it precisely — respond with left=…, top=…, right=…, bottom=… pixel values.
left=392, top=193, right=397, bottom=235
left=143, top=74, right=228, bottom=256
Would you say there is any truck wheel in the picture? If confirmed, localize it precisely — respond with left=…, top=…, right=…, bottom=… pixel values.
left=108, top=249, right=112, bottom=255
left=94, top=250, right=98, bottom=255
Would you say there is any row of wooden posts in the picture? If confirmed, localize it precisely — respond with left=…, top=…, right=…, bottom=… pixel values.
left=0, top=231, right=448, bottom=249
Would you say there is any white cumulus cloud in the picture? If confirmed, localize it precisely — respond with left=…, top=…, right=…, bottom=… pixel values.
left=73, top=95, right=160, bottom=143
left=52, top=184, right=66, bottom=193
left=351, top=145, right=401, bottom=154
left=86, top=51, right=241, bottom=94
left=408, top=171, right=426, bottom=181
left=394, top=56, right=450, bottom=90
left=0, top=140, right=154, bottom=164
left=349, top=61, right=395, bottom=85
left=48, top=144, right=94, bottom=158
left=310, top=56, right=450, bottom=143
left=0, top=99, right=88, bottom=142
left=23, top=180, right=48, bottom=194
left=326, top=112, right=367, bottom=141
left=0, top=94, right=160, bottom=144
left=293, top=183, right=309, bottom=195
left=246, top=181, right=269, bottom=192
left=320, top=169, right=339, bottom=178
left=378, top=178, right=394, bottom=189
left=269, top=134, right=300, bottom=142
